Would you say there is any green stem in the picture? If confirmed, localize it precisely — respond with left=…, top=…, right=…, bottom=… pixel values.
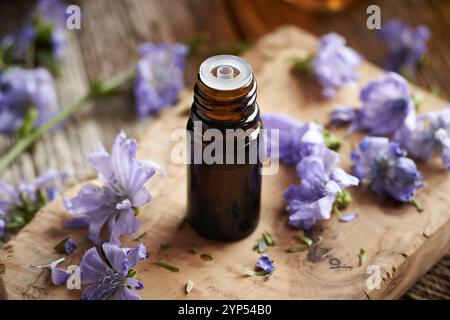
left=0, top=69, right=136, bottom=173
left=412, top=199, right=424, bottom=213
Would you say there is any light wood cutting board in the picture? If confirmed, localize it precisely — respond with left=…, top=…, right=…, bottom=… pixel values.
left=1, top=26, right=449, bottom=300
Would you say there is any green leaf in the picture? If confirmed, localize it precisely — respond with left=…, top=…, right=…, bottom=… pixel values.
left=291, top=54, right=314, bottom=74
left=187, top=248, right=198, bottom=255
left=358, top=248, right=367, bottom=267
left=412, top=200, right=424, bottom=213
left=412, top=93, right=424, bottom=110
left=155, top=261, right=180, bottom=272
left=200, top=253, right=213, bottom=261
left=333, top=190, right=352, bottom=214
left=185, top=279, right=194, bottom=294
left=263, top=231, right=275, bottom=246
left=286, top=245, right=309, bottom=253
left=54, top=237, right=70, bottom=254
left=242, top=268, right=268, bottom=277
left=323, top=130, right=342, bottom=151
left=127, top=269, right=138, bottom=279
left=295, top=234, right=313, bottom=247
left=256, top=239, right=267, bottom=253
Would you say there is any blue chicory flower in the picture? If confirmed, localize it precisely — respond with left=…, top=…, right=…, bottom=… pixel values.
left=64, top=238, right=77, bottom=254
left=379, top=19, right=430, bottom=78
left=52, top=242, right=146, bottom=300
left=0, top=170, right=65, bottom=236
left=34, top=0, right=68, bottom=59
left=134, top=43, right=188, bottom=119
left=2, top=0, right=67, bottom=62
left=312, top=32, right=362, bottom=99
left=64, top=130, right=161, bottom=245
left=256, top=254, right=276, bottom=274
left=351, top=136, right=424, bottom=202
left=394, top=107, right=450, bottom=170
left=285, top=145, right=359, bottom=229
left=0, top=67, right=59, bottom=134
left=261, top=113, right=325, bottom=165
left=329, top=72, right=414, bottom=136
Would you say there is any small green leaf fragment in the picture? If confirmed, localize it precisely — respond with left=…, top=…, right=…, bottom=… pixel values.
left=358, top=248, right=367, bottom=267
left=186, top=279, right=194, bottom=294
left=295, top=234, right=313, bottom=247
left=242, top=268, right=268, bottom=277
left=412, top=200, right=424, bottom=213
left=200, top=253, right=213, bottom=261
left=263, top=231, right=275, bottom=246
left=323, top=130, right=342, bottom=151
left=155, top=261, right=180, bottom=272
left=257, top=239, right=268, bottom=253
left=333, top=190, right=352, bottom=214
left=187, top=248, right=198, bottom=255
left=127, top=269, right=137, bottom=279
left=54, top=237, right=70, bottom=254
left=291, top=54, right=314, bottom=74
left=412, top=93, right=424, bottom=110
left=286, top=245, right=309, bottom=253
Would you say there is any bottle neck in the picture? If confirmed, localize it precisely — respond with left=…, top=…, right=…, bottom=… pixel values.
left=192, top=76, right=258, bottom=125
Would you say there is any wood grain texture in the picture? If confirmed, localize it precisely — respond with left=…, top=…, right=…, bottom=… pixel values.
left=1, top=26, right=449, bottom=300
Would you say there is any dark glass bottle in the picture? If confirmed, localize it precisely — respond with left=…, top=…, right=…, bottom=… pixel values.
left=187, top=55, right=262, bottom=241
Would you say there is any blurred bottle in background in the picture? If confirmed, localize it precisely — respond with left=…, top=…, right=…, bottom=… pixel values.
left=286, top=0, right=355, bottom=13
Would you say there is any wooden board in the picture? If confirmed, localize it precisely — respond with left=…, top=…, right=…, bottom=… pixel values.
left=1, top=26, right=450, bottom=300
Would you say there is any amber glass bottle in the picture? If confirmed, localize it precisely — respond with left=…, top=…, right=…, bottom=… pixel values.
left=187, top=55, right=262, bottom=241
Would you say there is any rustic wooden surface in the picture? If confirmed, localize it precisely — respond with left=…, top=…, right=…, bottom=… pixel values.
left=1, top=26, right=450, bottom=300
left=0, top=0, right=449, bottom=299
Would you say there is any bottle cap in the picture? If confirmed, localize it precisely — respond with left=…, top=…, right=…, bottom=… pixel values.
left=199, top=55, right=253, bottom=91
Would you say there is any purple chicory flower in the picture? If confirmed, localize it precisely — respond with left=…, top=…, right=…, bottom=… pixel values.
left=312, top=32, right=362, bottom=99
left=338, top=212, right=358, bottom=223
left=34, top=0, right=68, bottom=59
left=285, top=145, right=359, bottom=229
left=0, top=0, right=67, bottom=74
left=64, top=238, right=77, bottom=254
left=379, top=19, right=430, bottom=78
left=0, top=67, right=59, bottom=134
left=51, top=242, right=146, bottom=300
left=261, top=113, right=325, bottom=165
left=64, top=130, right=161, bottom=245
left=134, top=43, right=188, bottom=119
left=394, top=107, right=450, bottom=170
left=256, top=254, right=276, bottom=274
left=2, top=0, right=67, bottom=62
left=0, top=170, right=65, bottom=235
left=351, top=136, right=424, bottom=202
left=329, top=72, right=414, bottom=136
left=55, top=237, right=77, bottom=255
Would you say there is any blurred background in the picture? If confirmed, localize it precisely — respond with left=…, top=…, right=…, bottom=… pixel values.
left=0, top=0, right=449, bottom=299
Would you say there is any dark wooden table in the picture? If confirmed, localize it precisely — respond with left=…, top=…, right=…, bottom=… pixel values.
left=0, top=0, right=449, bottom=299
